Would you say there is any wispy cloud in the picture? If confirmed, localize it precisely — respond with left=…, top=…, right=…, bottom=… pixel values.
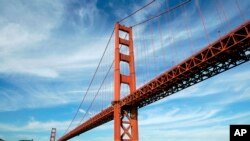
left=0, top=0, right=63, bottom=50
left=0, top=119, right=70, bottom=141
left=0, top=0, right=249, bottom=140
left=139, top=107, right=250, bottom=129
left=0, top=0, right=111, bottom=78
left=0, top=39, right=108, bottom=78
left=137, top=99, right=250, bottom=141
left=0, top=119, right=69, bottom=132
left=140, top=126, right=228, bottom=141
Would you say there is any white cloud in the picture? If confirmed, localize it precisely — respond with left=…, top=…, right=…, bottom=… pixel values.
left=0, top=23, right=46, bottom=48
left=0, top=119, right=70, bottom=141
left=0, top=0, right=63, bottom=50
left=0, top=41, right=106, bottom=78
left=0, top=81, right=114, bottom=112
left=137, top=102, right=250, bottom=141
left=0, top=87, right=81, bottom=112
left=139, top=107, right=250, bottom=130
left=0, top=0, right=63, bottom=77
left=0, top=119, right=69, bottom=132
left=0, top=0, right=112, bottom=78
left=140, top=126, right=228, bottom=141
left=79, top=108, right=86, bottom=114
left=77, top=0, right=100, bottom=29
left=139, top=107, right=219, bottom=127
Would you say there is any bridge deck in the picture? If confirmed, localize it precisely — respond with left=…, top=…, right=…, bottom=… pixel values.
left=58, top=20, right=250, bottom=141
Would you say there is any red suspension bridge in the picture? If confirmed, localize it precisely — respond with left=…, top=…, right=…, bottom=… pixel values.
left=55, top=0, right=249, bottom=141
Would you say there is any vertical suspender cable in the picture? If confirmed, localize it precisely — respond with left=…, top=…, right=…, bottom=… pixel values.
left=195, top=0, right=210, bottom=44
left=150, top=23, right=157, bottom=75
left=158, top=15, right=165, bottom=69
left=63, top=28, right=115, bottom=135
left=181, top=4, right=194, bottom=54
left=235, top=0, right=245, bottom=22
left=217, top=0, right=231, bottom=29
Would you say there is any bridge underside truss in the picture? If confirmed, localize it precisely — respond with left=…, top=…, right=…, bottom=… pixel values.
left=124, top=21, right=250, bottom=107
left=58, top=21, right=250, bottom=141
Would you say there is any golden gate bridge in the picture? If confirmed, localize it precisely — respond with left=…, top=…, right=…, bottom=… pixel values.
left=49, top=0, right=249, bottom=140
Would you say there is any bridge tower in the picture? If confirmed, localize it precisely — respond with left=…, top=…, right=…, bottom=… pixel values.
left=113, top=23, right=138, bottom=141
left=50, top=128, right=56, bottom=141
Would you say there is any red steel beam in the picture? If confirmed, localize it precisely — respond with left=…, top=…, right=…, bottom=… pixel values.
left=121, top=20, right=249, bottom=108
left=58, top=20, right=250, bottom=141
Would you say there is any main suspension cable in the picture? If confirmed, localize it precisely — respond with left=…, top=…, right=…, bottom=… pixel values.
left=118, top=0, right=156, bottom=23
left=63, top=0, right=190, bottom=136
left=131, top=0, right=191, bottom=27
left=63, top=28, right=115, bottom=135
left=78, top=61, right=114, bottom=125
left=77, top=33, right=127, bottom=125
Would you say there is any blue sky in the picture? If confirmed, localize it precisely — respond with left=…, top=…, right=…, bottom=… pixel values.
left=0, top=0, right=249, bottom=141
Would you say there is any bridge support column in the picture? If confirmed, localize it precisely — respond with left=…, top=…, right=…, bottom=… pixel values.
left=50, top=128, right=56, bottom=141
left=113, top=23, right=139, bottom=141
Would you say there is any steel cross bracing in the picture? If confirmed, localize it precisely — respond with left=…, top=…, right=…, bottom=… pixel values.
left=58, top=20, right=250, bottom=141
